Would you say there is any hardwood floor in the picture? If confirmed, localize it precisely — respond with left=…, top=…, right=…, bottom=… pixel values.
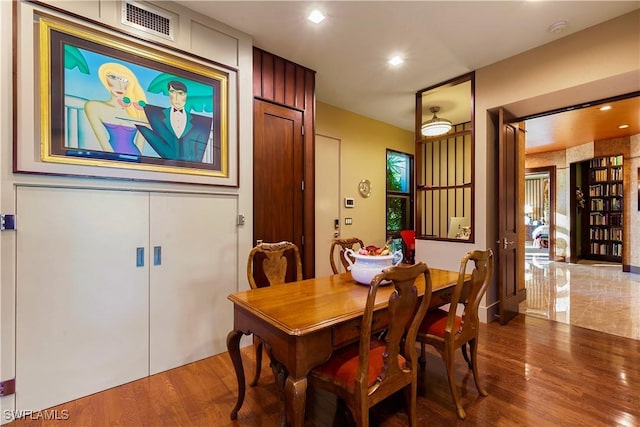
left=9, top=314, right=640, bottom=426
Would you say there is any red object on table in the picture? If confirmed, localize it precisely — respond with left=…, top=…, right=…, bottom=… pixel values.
left=400, top=229, right=416, bottom=264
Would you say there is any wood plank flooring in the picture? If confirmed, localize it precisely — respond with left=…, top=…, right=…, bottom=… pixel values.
left=8, top=314, right=640, bottom=426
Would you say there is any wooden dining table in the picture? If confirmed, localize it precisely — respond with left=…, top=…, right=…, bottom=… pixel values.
left=226, top=268, right=463, bottom=427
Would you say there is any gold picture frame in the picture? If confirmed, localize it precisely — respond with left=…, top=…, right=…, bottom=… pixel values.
left=14, top=12, right=238, bottom=186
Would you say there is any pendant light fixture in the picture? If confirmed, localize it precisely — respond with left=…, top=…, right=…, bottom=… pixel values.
left=421, top=106, right=452, bottom=137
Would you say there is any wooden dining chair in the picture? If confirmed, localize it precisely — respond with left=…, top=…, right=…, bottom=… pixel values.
left=416, top=248, right=494, bottom=419
left=329, top=237, right=364, bottom=274
left=308, top=262, right=433, bottom=427
left=246, top=241, right=303, bottom=386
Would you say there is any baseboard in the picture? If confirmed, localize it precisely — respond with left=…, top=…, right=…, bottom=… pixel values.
left=626, top=264, right=640, bottom=274
left=480, top=300, right=500, bottom=324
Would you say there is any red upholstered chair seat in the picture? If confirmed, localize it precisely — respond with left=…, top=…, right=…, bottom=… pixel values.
left=416, top=249, right=494, bottom=420
left=308, top=262, right=433, bottom=427
left=311, top=340, right=406, bottom=391
left=419, top=308, right=462, bottom=338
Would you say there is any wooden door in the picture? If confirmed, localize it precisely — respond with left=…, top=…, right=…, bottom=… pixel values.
left=15, top=186, right=149, bottom=412
left=315, top=135, right=341, bottom=277
left=253, top=99, right=304, bottom=266
left=149, top=192, right=237, bottom=375
left=497, top=109, right=525, bottom=324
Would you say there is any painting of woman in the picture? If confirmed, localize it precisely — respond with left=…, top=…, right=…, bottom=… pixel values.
left=84, top=63, right=149, bottom=155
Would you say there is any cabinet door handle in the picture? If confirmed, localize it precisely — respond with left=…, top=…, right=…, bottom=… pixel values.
left=153, top=246, right=162, bottom=266
left=136, top=247, right=144, bottom=267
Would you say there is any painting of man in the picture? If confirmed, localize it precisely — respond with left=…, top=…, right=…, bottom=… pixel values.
left=136, top=80, right=213, bottom=162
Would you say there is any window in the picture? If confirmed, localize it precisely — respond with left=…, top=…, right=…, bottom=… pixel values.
left=386, top=150, right=414, bottom=238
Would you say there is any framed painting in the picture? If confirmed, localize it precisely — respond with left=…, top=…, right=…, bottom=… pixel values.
left=15, top=12, right=238, bottom=186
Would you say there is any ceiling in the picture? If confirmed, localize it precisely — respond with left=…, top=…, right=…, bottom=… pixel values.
left=524, top=95, right=640, bottom=154
left=180, top=1, right=640, bottom=153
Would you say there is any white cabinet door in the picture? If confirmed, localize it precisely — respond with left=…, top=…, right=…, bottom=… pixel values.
left=16, top=186, right=150, bottom=412
left=149, top=192, right=237, bottom=374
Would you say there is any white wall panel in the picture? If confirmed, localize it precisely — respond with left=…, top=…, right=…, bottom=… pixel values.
left=149, top=192, right=237, bottom=374
left=16, top=186, right=150, bottom=412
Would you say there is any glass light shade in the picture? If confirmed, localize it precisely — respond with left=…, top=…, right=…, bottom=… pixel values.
left=421, top=118, right=452, bottom=136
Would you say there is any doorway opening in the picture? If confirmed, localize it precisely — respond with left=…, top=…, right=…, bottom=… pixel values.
left=524, top=167, right=555, bottom=263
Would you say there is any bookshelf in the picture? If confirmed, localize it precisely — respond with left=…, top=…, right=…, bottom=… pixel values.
left=585, top=155, right=623, bottom=262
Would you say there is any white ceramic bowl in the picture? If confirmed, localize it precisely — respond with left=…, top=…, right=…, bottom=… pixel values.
left=343, top=249, right=403, bottom=285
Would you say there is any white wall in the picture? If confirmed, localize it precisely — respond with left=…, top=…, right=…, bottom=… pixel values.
left=416, top=10, right=640, bottom=319
left=0, top=2, right=12, bottom=420
left=0, top=0, right=254, bottom=420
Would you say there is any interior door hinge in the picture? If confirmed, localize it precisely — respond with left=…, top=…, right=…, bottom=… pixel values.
left=0, top=378, right=15, bottom=396
left=301, top=181, right=305, bottom=191
left=301, top=235, right=304, bottom=246
left=0, top=214, right=16, bottom=231
left=301, top=125, right=304, bottom=136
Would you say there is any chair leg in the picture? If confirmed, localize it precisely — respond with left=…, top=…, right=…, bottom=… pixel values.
left=268, top=352, right=287, bottom=401
left=333, top=399, right=352, bottom=427
left=461, top=343, right=473, bottom=369
left=353, top=399, right=368, bottom=427
left=469, top=338, right=487, bottom=396
left=403, top=382, right=417, bottom=427
left=418, top=342, right=426, bottom=367
left=444, top=344, right=466, bottom=420
left=249, top=337, right=263, bottom=387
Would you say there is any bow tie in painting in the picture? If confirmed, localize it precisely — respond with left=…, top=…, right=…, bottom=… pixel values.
left=173, top=108, right=184, bottom=113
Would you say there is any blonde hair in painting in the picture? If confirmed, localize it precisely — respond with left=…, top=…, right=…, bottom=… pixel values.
left=97, top=62, right=147, bottom=121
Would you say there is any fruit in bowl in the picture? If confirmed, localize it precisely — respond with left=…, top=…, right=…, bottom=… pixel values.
left=344, top=246, right=403, bottom=285
left=358, top=245, right=391, bottom=256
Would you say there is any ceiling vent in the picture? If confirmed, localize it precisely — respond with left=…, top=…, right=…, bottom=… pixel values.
left=121, top=1, right=175, bottom=41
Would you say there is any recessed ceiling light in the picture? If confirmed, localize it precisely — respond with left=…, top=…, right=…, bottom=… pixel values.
left=600, top=105, right=612, bottom=111
left=308, top=10, right=325, bottom=24
left=388, top=55, right=404, bottom=66
left=618, top=124, right=629, bottom=129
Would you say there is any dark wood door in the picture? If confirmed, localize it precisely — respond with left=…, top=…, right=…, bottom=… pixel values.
left=497, top=108, right=525, bottom=324
left=253, top=99, right=304, bottom=261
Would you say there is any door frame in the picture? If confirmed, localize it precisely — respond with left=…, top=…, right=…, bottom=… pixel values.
left=494, top=108, right=526, bottom=324
left=524, top=166, right=557, bottom=261
left=253, top=99, right=311, bottom=276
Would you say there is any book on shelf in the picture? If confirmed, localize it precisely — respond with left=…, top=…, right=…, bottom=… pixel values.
left=609, top=155, right=623, bottom=166
left=589, top=212, right=607, bottom=225
left=610, top=167, right=623, bottom=181
left=610, top=227, right=623, bottom=241
left=583, top=154, right=623, bottom=261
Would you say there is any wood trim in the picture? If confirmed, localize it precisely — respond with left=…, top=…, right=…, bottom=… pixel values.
left=253, top=47, right=316, bottom=278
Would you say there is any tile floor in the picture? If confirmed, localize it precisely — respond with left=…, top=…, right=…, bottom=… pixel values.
left=520, top=255, right=640, bottom=341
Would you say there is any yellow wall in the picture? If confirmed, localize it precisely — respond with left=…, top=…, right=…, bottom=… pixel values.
left=316, top=102, right=414, bottom=248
